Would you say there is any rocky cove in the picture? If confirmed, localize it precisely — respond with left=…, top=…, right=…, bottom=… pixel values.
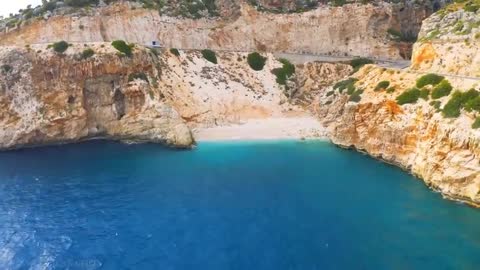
left=0, top=0, right=480, bottom=207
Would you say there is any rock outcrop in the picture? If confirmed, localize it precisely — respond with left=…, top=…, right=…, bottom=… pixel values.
left=0, top=43, right=347, bottom=149
left=0, top=2, right=430, bottom=59
left=412, top=4, right=480, bottom=77
left=0, top=45, right=195, bottom=149
left=315, top=63, right=480, bottom=205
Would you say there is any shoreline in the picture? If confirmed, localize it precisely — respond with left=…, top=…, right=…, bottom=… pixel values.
left=192, top=117, right=327, bottom=142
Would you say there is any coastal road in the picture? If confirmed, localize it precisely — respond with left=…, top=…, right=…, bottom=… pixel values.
left=273, top=52, right=412, bottom=69
left=29, top=42, right=480, bottom=81
left=274, top=52, right=480, bottom=81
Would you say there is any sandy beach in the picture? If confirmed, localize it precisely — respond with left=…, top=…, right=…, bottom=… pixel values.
left=193, top=117, right=327, bottom=141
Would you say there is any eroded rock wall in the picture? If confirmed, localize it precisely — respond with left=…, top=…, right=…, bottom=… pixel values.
left=314, top=65, right=480, bottom=205
left=1, top=43, right=346, bottom=149
left=0, top=2, right=417, bottom=59
left=412, top=6, right=480, bottom=77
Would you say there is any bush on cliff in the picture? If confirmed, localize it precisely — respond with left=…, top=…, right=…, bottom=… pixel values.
left=431, top=79, right=452, bottom=99
left=420, top=88, right=430, bottom=100
left=1, top=64, right=12, bottom=74
left=350, top=58, right=374, bottom=72
left=170, top=48, right=180, bottom=56
left=374, top=80, right=390, bottom=91
left=443, top=89, right=479, bottom=118
left=349, top=89, right=364, bottom=103
left=64, top=0, right=99, bottom=7
left=416, top=73, right=444, bottom=88
left=386, top=86, right=396, bottom=93
left=201, top=49, right=217, bottom=64
left=51, top=41, right=70, bottom=54
left=272, top=58, right=295, bottom=86
left=81, top=48, right=95, bottom=59
left=332, top=0, right=347, bottom=7
left=430, top=100, right=442, bottom=111
left=333, top=78, right=358, bottom=93
left=472, top=117, right=480, bottom=129
left=112, top=40, right=133, bottom=57
left=396, top=88, right=421, bottom=105
left=465, top=96, right=480, bottom=112
left=247, top=52, right=267, bottom=71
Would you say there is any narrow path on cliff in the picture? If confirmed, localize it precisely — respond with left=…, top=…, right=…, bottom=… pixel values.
left=273, top=52, right=412, bottom=69
left=28, top=42, right=480, bottom=81
left=275, top=52, right=480, bottom=81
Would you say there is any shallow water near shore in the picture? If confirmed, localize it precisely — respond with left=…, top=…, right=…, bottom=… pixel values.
left=0, top=140, right=479, bottom=269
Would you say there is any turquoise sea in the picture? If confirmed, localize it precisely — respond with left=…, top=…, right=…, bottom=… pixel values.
left=0, top=140, right=479, bottom=269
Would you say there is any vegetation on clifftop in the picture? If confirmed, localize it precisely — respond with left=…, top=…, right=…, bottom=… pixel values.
left=272, top=59, right=295, bottom=86
left=201, top=49, right=217, bottom=64
left=350, top=58, right=374, bottom=72
left=374, top=81, right=390, bottom=91
left=431, top=80, right=453, bottom=99
left=416, top=73, right=444, bottom=88
left=170, top=48, right=180, bottom=56
left=247, top=52, right=267, bottom=71
left=443, top=89, right=479, bottom=118
left=396, top=88, right=421, bottom=105
left=112, top=40, right=134, bottom=57
left=50, top=41, right=70, bottom=53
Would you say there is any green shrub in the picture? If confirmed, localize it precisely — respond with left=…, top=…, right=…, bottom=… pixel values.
left=472, top=117, right=480, bottom=129
left=326, top=91, right=334, bottom=96
left=430, top=100, right=441, bottom=110
left=170, top=48, right=180, bottom=56
left=128, top=72, right=148, bottom=82
left=396, top=88, right=421, bottom=105
left=111, top=40, right=133, bottom=57
left=374, top=80, right=390, bottom=91
left=52, top=41, right=70, bottom=53
left=420, top=89, right=430, bottom=100
left=333, top=78, right=358, bottom=93
left=247, top=52, right=267, bottom=71
left=64, top=0, right=98, bottom=7
left=416, top=73, right=444, bottom=88
left=464, top=2, right=480, bottom=12
left=332, top=0, right=346, bottom=6
left=1, top=64, right=12, bottom=74
left=350, top=58, right=374, bottom=71
left=465, top=96, right=480, bottom=112
left=442, top=92, right=464, bottom=118
left=81, top=48, right=95, bottom=59
left=386, top=86, right=395, bottom=93
left=272, top=58, right=295, bottom=86
left=443, top=89, right=480, bottom=118
left=347, top=83, right=356, bottom=95
left=349, top=89, right=364, bottom=103
left=431, top=79, right=452, bottom=99
left=201, top=49, right=217, bottom=64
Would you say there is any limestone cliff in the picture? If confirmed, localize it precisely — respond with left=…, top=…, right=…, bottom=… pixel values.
left=315, top=64, right=480, bottom=205
left=1, top=43, right=345, bottom=149
left=0, top=2, right=427, bottom=60
left=412, top=3, right=480, bottom=77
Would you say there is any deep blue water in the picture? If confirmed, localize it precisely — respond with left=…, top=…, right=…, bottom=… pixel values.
left=0, top=140, right=479, bottom=270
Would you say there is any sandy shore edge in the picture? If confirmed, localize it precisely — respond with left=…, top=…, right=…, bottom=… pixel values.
left=193, top=117, right=327, bottom=141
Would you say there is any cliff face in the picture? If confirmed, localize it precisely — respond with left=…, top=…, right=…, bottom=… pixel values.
left=0, top=2, right=421, bottom=59
left=0, top=45, right=195, bottom=149
left=315, top=64, right=480, bottom=205
left=412, top=6, right=480, bottom=77
left=306, top=3, right=480, bottom=205
left=1, top=43, right=347, bottom=149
